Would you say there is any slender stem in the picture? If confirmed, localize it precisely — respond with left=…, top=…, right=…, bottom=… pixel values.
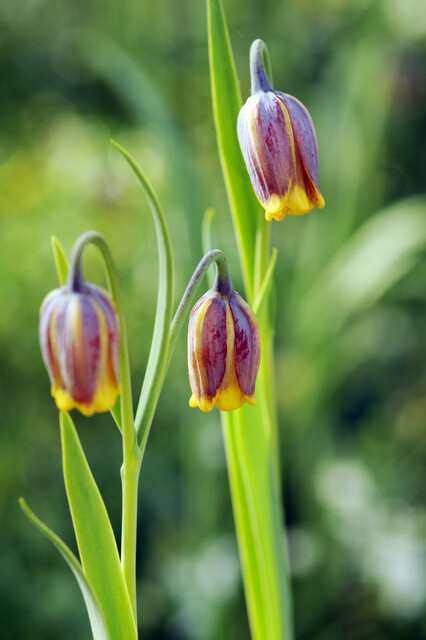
left=254, top=217, right=271, bottom=297
left=168, top=250, right=230, bottom=362
left=68, top=232, right=139, bottom=624
left=250, top=39, right=274, bottom=94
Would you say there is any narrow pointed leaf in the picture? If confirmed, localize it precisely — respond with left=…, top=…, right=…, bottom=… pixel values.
left=110, top=140, right=174, bottom=454
left=208, top=0, right=260, bottom=302
left=51, top=236, right=68, bottom=286
left=253, top=248, right=278, bottom=315
left=60, top=412, right=137, bottom=640
left=19, top=498, right=109, bottom=640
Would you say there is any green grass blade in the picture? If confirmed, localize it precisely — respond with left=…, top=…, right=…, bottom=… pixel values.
left=60, top=412, right=137, bottom=640
left=207, top=0, right=261, bottom=303
left=19, top=498, right=109, bottom=640
left=51, top=236, right=68, bottom=286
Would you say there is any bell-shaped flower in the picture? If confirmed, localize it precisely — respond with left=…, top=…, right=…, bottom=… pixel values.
left=39, top=282, right=120, bottom=416
left=188, top=283, right=260, bottom=413
left=237, top=40, right=325, bottom=222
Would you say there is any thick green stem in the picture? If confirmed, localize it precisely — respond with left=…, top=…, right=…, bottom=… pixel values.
left=120, top=448, right=142, bottom=623
left=220, top=217, right=293, bottom=639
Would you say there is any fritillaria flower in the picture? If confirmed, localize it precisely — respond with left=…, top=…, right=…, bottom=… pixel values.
left=39, top=275, right=120, bottom=417
left=188, top=278, right=260, bottom=413
left=237, top=39, right=325, bottom=221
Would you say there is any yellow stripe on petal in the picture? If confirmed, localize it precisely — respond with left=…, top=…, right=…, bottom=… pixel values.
left=190, top=297, right=213, bottom=410
left=213, top=301, right=245, bottom=412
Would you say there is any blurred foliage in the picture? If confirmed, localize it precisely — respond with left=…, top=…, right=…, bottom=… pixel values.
left=0, top=0, right=425, bottom=638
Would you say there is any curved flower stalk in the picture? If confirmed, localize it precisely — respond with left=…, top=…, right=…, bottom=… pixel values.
left=237, top=39, right=325, bottom=221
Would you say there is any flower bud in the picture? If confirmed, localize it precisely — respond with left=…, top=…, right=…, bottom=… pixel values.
left=188, top=286, right=260, bottom=413
left=237, top=41, right=325, bottom=222
left=39, top=283, right=120, bottom=416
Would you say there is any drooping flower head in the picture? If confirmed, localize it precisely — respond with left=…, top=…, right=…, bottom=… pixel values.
left=237, top=39, right=325, bottom=222
left=39, top=244, right=120, bottom=416
left=188, top=267, right=260, bottom=413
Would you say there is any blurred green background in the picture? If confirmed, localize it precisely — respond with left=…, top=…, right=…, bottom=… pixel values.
left=0, top=0, right=425, bottom=638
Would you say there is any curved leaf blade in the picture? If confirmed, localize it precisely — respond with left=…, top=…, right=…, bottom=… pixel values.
left=60, top=412, right=137, bottom=640
left=110, top=140, right=174, bottom=454
left=51, top=236, right=68, bottom=286
left=19, top=498, right=109, bottom=640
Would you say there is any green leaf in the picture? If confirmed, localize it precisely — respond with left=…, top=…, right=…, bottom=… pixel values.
left=207, top=0, right=260, bottom=303
left=253, top=248, right=278, bottom=315
left=19, top=498, right=109, bottom=640
left=110, top=140, right=174, bottom=454
left=51, top=236, right=68, bottom=286
left=110, top=396, right=123, bottom=432
left=60, top=411, right=137, bottom=640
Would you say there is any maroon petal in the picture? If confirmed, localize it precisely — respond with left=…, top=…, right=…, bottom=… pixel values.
left=237, top=92, right=296, bottom=204
left=39, top=288, right=64, bottom=385
left=55, top=295, right=100, bottom=404
left=188, top=294, right=227, bottom=402
left=86, top=284, right=120, bottom=381
left=276, top=92, right=320, bottom=192
left=229, top=293, right=261, bottom=398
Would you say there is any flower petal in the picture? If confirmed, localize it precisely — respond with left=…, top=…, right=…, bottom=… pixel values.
left=229, top=293, right=260, bottom=401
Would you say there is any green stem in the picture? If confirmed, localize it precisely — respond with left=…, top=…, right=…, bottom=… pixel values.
left=120, top=447, right=141, bottom=625
left=168, top=249, right=230, bottom=360
left=68, top=232, right=139, bottom=624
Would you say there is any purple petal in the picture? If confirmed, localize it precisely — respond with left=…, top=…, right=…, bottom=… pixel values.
left=238, top=92, right=296, bottom=204
left=276, top=92, right=320, bottom=191
left=229, top=293, right=261, bottom=398
left=188, top=294, right=227, bottom=402
left=55, top=295, right=100, bottom=404
left=86, top=284, right=120, bottom=381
